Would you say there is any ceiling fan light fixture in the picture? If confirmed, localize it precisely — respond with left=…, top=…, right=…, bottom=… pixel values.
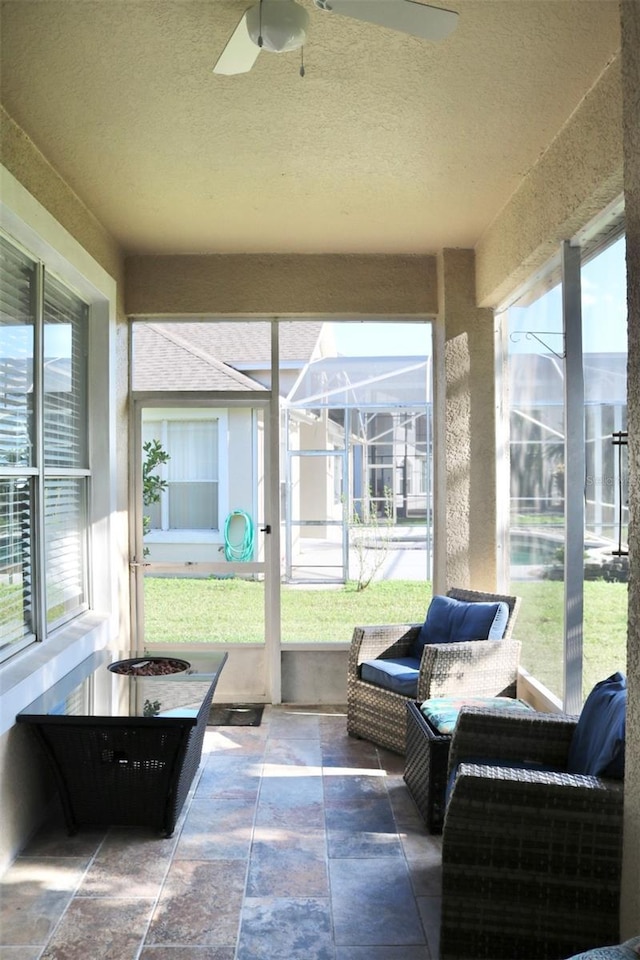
left=246, top=0, right=310, bottom=53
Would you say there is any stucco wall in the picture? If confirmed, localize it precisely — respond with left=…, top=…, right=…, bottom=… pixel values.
left=475, top=56, right=624, bottom=309
left=125, top=253, right=438, bottom=317
left=434, top=249, right=498, bottom=592
left=0, top=106, right=124, bottom=306
left=619, top=0, right=640, bottom=938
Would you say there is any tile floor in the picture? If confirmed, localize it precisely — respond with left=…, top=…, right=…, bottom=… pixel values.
left=0, top=705, right=442, bottom=960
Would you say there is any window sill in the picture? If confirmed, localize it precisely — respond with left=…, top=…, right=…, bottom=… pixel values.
left=0, top=613, right=111, bottom=737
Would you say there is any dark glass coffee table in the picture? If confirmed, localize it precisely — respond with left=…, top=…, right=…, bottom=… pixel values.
left=17, top=649, right=227, bottom=837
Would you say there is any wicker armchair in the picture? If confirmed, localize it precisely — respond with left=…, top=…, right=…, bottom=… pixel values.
left=346, top=587, right=521, bottom=754
left=440, top=706, right=625, bottom=960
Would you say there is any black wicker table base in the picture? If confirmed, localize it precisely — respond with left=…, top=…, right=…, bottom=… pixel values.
left=18, top=649, right=227, bottom=837
left=403, top=700, right=451, bottom=832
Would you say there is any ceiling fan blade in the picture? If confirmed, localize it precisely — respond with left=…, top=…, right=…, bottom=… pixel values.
left=213, top=11, right=261, bottom=75
left=316, top=0, right=458, bottom=41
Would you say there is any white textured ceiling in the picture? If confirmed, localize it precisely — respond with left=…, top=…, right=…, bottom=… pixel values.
left=0, top=0, right=620, bottom=255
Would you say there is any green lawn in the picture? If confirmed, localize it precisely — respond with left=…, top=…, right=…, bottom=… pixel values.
left=143, top=576, right=628, bottom=700
left=511, top=579, right=628, bottom=698
left=143, top=577, right=431, bottom=645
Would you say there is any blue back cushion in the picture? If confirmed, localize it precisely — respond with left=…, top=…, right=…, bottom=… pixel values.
left=412, top=595, right=510, bottom=658
left=567, top=671, right=627, bottom=779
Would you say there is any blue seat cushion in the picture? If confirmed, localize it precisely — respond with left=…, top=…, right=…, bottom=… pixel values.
left=412, top=594, right=510, bottom=658
left=567, top=671, right=627, bottom=779
left=360, top=657, right=420, bottom=697
left=420, top=695, right=532, bottom=735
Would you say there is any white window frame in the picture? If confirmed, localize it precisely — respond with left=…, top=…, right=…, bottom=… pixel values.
left=0, top=166, right=117, bottom=736
left=142, top=407, right=229, bottom=543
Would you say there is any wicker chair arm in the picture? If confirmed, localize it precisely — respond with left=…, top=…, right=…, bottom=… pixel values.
left=447, top=705, right=578, bottom=777
left=416, top=639, right=521, bottom=701
left=347, top=623, right=420, bottom=680
left=447, top=761, right=624, bottom=823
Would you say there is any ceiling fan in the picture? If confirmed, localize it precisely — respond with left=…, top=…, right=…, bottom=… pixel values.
left=213, top=0, right=458, bottom=76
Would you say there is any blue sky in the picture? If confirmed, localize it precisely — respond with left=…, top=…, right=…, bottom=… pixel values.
left=330, top=236, right=627, bottom=360
left=509, top=235, right=627, bottom=355
left=330, top=321, right=431, bottom=357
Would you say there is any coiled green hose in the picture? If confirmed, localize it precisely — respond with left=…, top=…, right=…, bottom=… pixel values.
left=223, top=510, right=255, bottom=562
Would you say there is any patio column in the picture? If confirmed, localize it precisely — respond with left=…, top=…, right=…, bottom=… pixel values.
left=433, top=248, right=499, bottom=593
left=620, top=0, right=640, bottom=938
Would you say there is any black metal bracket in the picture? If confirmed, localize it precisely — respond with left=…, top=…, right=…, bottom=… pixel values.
left=611, top=431, right=628, bottom=557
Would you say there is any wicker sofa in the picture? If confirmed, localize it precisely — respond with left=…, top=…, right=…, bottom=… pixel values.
left=440, top=703, right=626, bottom=960
left=346, top=587, right=521, bottom=754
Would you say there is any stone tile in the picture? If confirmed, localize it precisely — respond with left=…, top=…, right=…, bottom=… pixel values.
left=0, top=948, right=45, bottom=959
left=375, top=747, right=406, bottom=775
left=399, top=821, right=442, bottom=861
left=174, top=798, right=255, bottom=860
left=2, top=708, right=445, bottom=959
left=204, top=728, right=268, bottom=757
left=330, top=858, right=425, bottom=946
left=0, top=891, right=72, bottom=947
left=317, top=708, right=348, bottom=732
left=264, top=738, right=323, bottom=767
left=77, top=828, right=176, bottom=898
left=385, top=774, right=425, bottom=824
left=0, top=857, right=89, bottom=946
left=266, top=710, right=322, bottom=739
left=325, top=798, right=403, bottom=858
left=246, top=829, right=328, bottom=897
left=322, top=769, right=387, bottom=801
left=146, top=860, right=245, bottom=946
left=321, top=741, right=381, bottom=770
left=196, top=752, right=263, bottom=801
left=39, top=897, right=153, bottom=959
left=1, top=857, right=89, bottom=895
left=255, top=774, right=324, bottom=829
left=140, top=948, right=235, bottom=959
left=237, top=897, right=334, bottom=960
left=336, top=948, right=431, bottom=959
left=417, top=895, right=442, bottom=959
left=407, top=853, right=443, bottom=898
left=19, top=816, right=107, bottom=860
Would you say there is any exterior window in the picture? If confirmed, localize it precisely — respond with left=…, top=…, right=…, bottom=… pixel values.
left=507, top=281, right=565, bottom=700
left=581, top=236, right=627, bottom=693
left=0, top=235, right=89, bottom=659
left=506, top=230, right=628, bottom=705
left=144, top=418, right=219, bottom=531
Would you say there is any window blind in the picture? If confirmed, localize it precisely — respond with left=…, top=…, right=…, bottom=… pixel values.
left=0, top=237, right=36, bottom=468
left=0, top=477, right=33, bottom=650
left=44, top=274, right=88, bottom=470
left=0, top=233, right=90, bottom=657
left=44, top=477, right=86, bottom=626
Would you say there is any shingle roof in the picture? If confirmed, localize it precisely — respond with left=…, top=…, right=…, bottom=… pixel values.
left=132, top=324, right=267, bottom=392
left=132, top=320, right=326, bottom=391
left=141, top=321, right=323, bottom=362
